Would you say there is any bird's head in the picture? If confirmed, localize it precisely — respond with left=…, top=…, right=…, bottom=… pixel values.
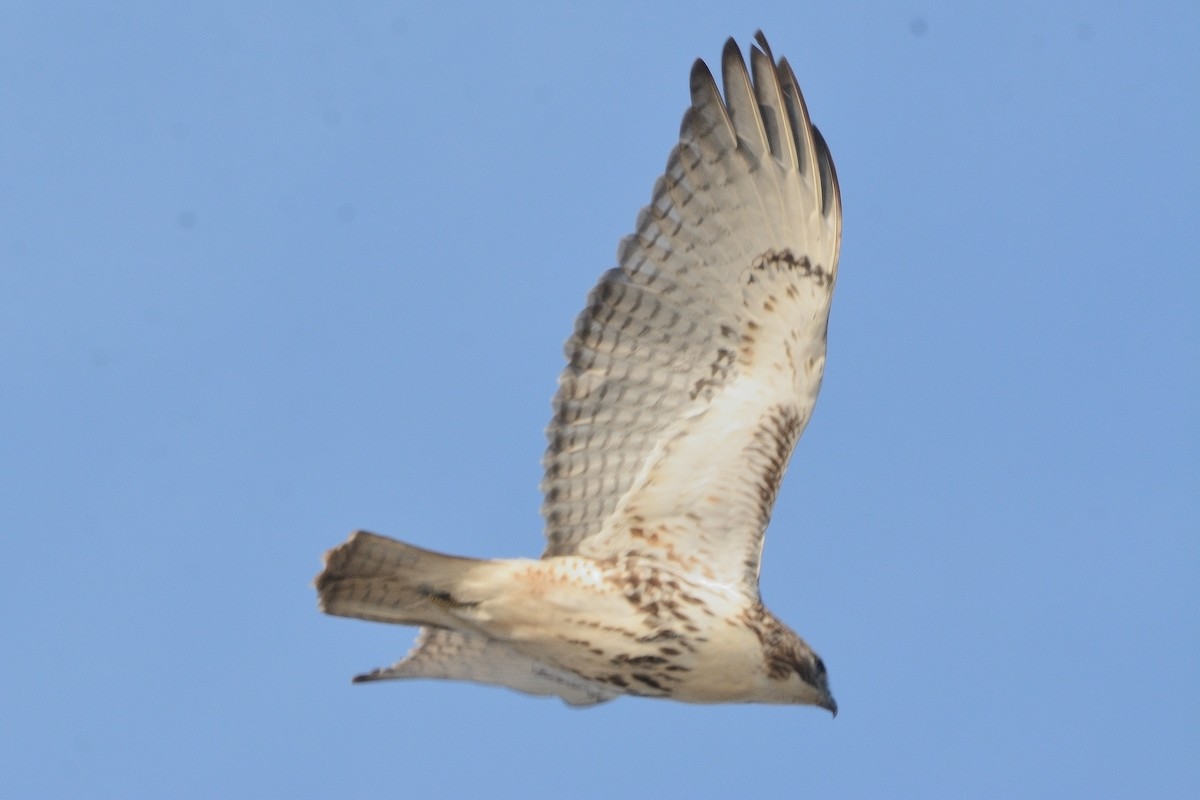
left=761, top=622, right=837, bottom=715
left=788, top=649, right=837, bottom=716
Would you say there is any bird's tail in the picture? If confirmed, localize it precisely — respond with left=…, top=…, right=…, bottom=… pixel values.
left=315, top=531, right=484, bottom=629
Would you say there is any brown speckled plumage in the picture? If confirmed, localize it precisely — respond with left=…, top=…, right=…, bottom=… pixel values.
left=316, top=32, right=841, bottom=714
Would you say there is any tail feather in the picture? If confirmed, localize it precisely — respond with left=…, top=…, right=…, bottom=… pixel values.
left=317, top=532, right=615, bottom=706
left=315, top=531, right=481, bottom=628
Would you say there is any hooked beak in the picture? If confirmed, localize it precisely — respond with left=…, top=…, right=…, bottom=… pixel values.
left=820, top=692, right=838, bottom=718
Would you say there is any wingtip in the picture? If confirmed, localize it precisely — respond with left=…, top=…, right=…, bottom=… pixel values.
left=720, top=36, right=747, bottom=85
left=688, top=55, right=715, bottom=98
left=752, top=30, right=773, bottom=61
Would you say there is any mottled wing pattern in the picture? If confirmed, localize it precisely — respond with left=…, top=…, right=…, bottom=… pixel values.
left=541, top=34, right=841, bottom=593
left=356, top=627, right=618, bottom=707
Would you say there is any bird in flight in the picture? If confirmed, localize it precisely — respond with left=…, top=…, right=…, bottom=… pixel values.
left=316, top=31, right=842, bottom=712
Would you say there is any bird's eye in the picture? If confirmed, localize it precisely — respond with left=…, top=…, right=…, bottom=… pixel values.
left=814, top=656, right=826, bottom=676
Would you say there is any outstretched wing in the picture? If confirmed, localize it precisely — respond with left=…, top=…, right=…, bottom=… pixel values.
left=540, top=33, right=841, bottom=594
left=355, top=628, right=618, bottom=707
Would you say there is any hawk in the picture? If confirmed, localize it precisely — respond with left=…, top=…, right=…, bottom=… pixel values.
left=316, top=31, right=841, bottom=712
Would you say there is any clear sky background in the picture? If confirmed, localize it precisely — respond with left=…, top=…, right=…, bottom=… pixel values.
left=3, top=2, right=1198, bottom=798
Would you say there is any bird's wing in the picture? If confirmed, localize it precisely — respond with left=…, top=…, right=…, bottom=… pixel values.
left=355, top=627, right=618, bottom=707
left=540, top=33, right=841, bottom=594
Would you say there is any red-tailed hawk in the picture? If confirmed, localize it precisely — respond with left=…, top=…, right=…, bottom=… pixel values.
left=317, top=31, right=841, bottom=712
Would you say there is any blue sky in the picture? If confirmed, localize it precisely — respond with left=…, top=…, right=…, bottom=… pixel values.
left=3, top=2, right=1198, bottom=797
